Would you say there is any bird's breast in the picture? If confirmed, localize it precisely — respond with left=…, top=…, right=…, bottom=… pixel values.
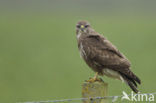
left=79, top=42, right=87, bottom=59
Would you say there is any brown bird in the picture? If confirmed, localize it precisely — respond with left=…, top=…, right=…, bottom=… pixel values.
left=76, top=20, right=141, bottom=93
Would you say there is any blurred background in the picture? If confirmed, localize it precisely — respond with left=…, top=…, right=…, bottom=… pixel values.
left=0, top=0, right=156, bottom=103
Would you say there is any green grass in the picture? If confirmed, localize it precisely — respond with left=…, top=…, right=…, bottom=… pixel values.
left=0, top=14, right=156, bottom=103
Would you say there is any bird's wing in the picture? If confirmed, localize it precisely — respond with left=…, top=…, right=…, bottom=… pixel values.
left=81, top=34, right=141, bottom=92
left=82, top=34, right=131, bottom=69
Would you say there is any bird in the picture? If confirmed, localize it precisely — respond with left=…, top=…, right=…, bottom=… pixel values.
left=75, top=20, right=141, bottom=93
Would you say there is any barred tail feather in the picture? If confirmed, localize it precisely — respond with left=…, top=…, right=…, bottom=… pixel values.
left=132, top=73, right=141, bottom=84
left=120, top=73, right=140, bottom=93
left=126, top=78, right=139, bottom=93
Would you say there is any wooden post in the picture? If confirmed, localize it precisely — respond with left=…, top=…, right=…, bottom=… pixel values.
left=82, top=81, right=108, bottom=103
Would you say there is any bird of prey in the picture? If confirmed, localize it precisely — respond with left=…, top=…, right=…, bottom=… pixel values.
left=76, top=20, right=141, bottom=93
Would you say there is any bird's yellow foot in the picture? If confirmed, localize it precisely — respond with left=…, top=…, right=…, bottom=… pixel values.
left=85, top=72, right=103, bottom=83
left=85, top=77, right=103, bottom=83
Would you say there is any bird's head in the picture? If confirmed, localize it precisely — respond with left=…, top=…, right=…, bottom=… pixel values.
left=76, top=20, right=91, bottom=34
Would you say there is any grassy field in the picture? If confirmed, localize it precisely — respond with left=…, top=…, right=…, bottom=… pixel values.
left=0, top=14, right=156, bottom=103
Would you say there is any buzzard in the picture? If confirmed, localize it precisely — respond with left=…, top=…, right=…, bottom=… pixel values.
left=76, top=20, right=141, bottom=93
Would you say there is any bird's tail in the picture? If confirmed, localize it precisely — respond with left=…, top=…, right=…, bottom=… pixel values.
left=120, top=72, right=141, bottom=93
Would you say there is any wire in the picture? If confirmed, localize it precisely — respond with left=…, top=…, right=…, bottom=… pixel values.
left=18, top=92, right=156, bottom=103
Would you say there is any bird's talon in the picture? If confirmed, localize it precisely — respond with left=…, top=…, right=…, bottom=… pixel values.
left=85, top=77, right=103, bottom=83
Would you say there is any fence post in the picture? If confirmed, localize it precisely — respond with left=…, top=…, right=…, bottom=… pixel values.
left=82, top=80, right=108, bottom=103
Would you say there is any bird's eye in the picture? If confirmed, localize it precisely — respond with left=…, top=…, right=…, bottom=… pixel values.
left=76, top=25, right=81, bottom=28
left=85, top=25, right=89, bottom=28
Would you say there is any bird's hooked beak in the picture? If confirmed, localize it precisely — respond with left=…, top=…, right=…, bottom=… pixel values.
left=80, top=25, right=85, bottom=31
left=80, top=25, right=84, bottom=28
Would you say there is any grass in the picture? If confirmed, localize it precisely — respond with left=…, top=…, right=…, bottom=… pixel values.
left=0, top=13, right=156, bottom=103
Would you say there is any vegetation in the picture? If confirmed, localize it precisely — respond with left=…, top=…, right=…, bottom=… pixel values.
left=0, top=13, right=156, bottom=103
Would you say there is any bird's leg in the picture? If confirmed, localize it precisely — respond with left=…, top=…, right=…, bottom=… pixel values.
left=93, top=72, right=98, bottom=80
left=86, top=72, right=103, bottom=82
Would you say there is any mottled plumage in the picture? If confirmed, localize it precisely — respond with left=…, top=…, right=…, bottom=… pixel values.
left=76, top=20, right=141, bottom=93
